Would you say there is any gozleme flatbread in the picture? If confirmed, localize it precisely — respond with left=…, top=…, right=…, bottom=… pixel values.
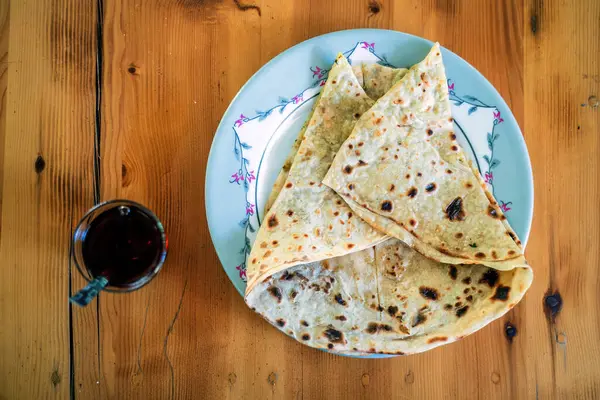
left=265, top=64, right=408, bottom=215
left=323, top=43, right=527, bottom=270
left=246, top=54, right=387, bottom=294
left=246, top=238, right=532, bottom=355
left=245, top=45, right=532, bottom=356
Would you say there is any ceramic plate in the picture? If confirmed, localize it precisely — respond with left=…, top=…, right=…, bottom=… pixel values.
left=206, top=29, right=533, bottom=303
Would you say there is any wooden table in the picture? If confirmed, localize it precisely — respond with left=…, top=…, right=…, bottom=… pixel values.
left=0, top=0, right=598, bottom=398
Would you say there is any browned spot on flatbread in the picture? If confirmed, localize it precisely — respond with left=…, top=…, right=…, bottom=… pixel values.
left=419, top=287, right=439, bottom=300
left=389, top=184, right=395, bottom=191
left=267, top=286, right=282, bottom=303
left=478, top=268, right=500, bottom=288
left=449, top=266, right=458, bottom=280
left=445, top=197, right=465, bottom=221
left=412, top=313, right=427, bottom=327
left=343, top=165, right=353, bottom=174
left=462, top=277, right=472, bottom=285
left=427, top=336, right=448, bottom=344
left=335, top=293, right=347, bottom=306
left=456, top=305, right=469, bottom=317
left=285, top=182, right=293, bottom=188
left=487, top=205, right=500, bottom=219
left=365, top=322, right=393, bottom=334
left=425, top=183, right=436, bottom=193
left=279, top=271, right=294, bottom=281
left=475, top=252, right=486, bottom=258
left=324, top=328, right=344, bottom=343
left=381, top=200, right=393, bottom=212
left=346, top=243, right=355, bottom=250
left=357, top=160, right=368, bottom=166
left=276, top=319, right=285, bottom=327
left=301, top=334, right=310, bottom=340
left=407, top=187, right=418, bottom=198
left=267, top=214, right=279, bottom=228
left=492, top=285, right=511, bottom=301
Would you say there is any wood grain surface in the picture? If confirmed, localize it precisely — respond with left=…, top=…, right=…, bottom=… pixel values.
left=0, top=0, right=598, bottom=399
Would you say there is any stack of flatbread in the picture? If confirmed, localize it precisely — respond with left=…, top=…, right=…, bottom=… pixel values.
left=244, top=43, right=532, bottom=355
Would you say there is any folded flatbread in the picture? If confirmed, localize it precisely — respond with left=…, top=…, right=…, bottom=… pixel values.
left=323, top=43, right=527, bottom=270
left=246, top=54, right=388, bottom=293
left=246, top=237, right=532, bottom=355
left=245, top=45, right=532, bottom=355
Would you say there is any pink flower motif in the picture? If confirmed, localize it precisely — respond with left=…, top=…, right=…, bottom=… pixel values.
left=500, top=201, right=512, bottom=212
left=246, top=170, right=256, bottom=183
left=311, top=66, right=322, bottom=77
left=292, top=94, right=303, bottom=104
left=448, top=82, right=455, bottom=90
left=236, top=264, right=247, bottom=281
left=493, top=110, right=504, bottom=124
left=234, top=114, right=247, bottom=128
left=484, top=172, right=493, bottom=184
left=230, top=170, right=244, bottom=184
left=245, top=202, right=255, bottom=216
left=361, top=42, right=375, bottom=50
left=320, top=80, right=326, bottom=86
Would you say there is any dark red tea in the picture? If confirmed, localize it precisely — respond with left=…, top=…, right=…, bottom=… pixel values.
left=81, top=205, right=165, bottom=288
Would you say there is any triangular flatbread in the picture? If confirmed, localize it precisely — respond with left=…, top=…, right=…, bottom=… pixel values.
left=245, top=54, right=387, bottom=294
left=323, top=43, right=526, bottom=270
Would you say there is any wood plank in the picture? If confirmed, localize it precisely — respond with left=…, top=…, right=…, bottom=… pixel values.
left=522, top=0, right=600, bottom=398
left=0, top=0, right=97, bottom=398
left=0, top=0, right=9, bottom=241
